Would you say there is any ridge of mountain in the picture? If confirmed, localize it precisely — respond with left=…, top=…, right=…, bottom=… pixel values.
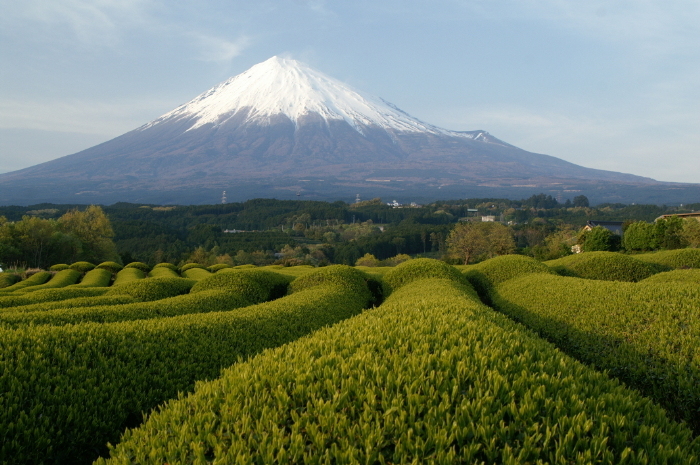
left=2, top=56, right=696, bottom=206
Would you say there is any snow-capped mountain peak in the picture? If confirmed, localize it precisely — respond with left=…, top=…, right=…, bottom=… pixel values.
left=142, top=56, right=467, bottom=137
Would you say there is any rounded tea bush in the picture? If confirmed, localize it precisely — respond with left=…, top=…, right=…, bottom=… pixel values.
left=69, top=262, right=96, bottom=273
left=290, top=265, right=372, bottom=304
left=192, top=269, right=292, bottom=302
left=635, top=249, right=700, bottom=269
left=546, top=251, right=661, bottom=282
left=153, top=263, right=178, bottom=271
left=106, top=277, right=196, bottom=301
left=463, top=254, right=554, bottom=303
left=0, top=273, right=21, bottom=289
left=208, top=264, right=232, bottom=272
left=49, top=264, right=70, bottom=272
left=641, top=268, right=700, bottom=284
left=180, top=263, right=207, bottom=272
left=124, top=262, right=151, bottom=273
left=383, top=258, right=464, bottom=293
left=96, top=261, right=123, bottom=273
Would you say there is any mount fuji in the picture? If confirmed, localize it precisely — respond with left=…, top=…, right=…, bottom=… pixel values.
left=0, top=56, right=696, bottom=205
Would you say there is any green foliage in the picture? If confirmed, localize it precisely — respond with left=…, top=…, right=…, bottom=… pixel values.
left=654, top=216, right=686, bottom=250
left=105, top=277, right=195, bottom=302
left=50, top=264, right=70, bottom=271
left=147, top=266, right=180, bottom=279
left=622, top=221, right=655, bottom=251
left=546, top=251, right=664, bottom=282
left=463, top=254, right=554, bottom=303
left=446, top=221, right=515, bottom=264
left=99, top=276, right=700, bottom=464
left=354, top=252, right=380, bottom=267
left=577, top=226, right=620, bottom=252
left=0, top=272, right=20, bottom=289
left=111, top=267, right=146, bottom=286
left=0, top=288, right=111, bottom=310
left=641, top=269, right=700, bottom=284
left=70, top=268, right=112, bottom=287
left=180, top=262, right=206, bottom=272
left=635, top=248, right=700, bottom=269
left=0, top=271, right=51, bottom=292
left=69, top=261, right=96, bottom=273
left=0, top=294, right=134, bottom=315
left=191, top=269, right=292, bottom=301
left=123, top=261, right=150, bottom=273
left=9, top=269, right=81, bottom=294
left=96, top=261, right=123, bottom=273
left=383, top=258, right=464, bottom=294
left=492, top=273, right=700, bottom=433
left=180, top=267, right=212, bottom=280
left=0, top=266, right=372, bottom=464
left=153, top=262, right=178, bottom=271
left=207, top=263, right=232, bottom=272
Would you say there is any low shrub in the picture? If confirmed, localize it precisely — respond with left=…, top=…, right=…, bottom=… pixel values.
left=0, top=288, right=109, bottom=309
left=124, top=262, right=150, bottom=273
left=70, top=268, right=112, bottom=288
left=99, top=276, right=700, bottom=464
left=111, top=268, right=146, bottom=286
left=96, top=261, right=123, bottom=274
left=545, top=251, right=663, bottom=282
left=492, top=272, right=700, bottom=433
left=635, top=248, right=700, bottom=269
left=0, top=273, right=20, bottom=289
left=180, top=263, right=206, bottom=272
left=14, top=269, right=82, bottom=294
left=382, top=258, right=464, bottom=295
left=0, top=292, right=129, bottom=314
left=207, top=263, right=232, bottom=272
left=152, top=263, right=177, bottom=271
left=463, top=254, right=555, bottom=303
left=0, top=266, right=372, bottom=464
left=640, top=268, right=700, bottom=284
left=49, top=264, right=70, bottom=271
left=105, top=277, right=195, bottom=302
left=69, top=262, right=96, bottom=273
left=147, top=267, right=180, bottom=279
left=180, top=267, right=212, bottom=280
left=0, top=271, right=52, bottom=293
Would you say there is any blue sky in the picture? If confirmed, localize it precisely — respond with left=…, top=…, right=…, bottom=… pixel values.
left=1, top=0, right=698, bottom=183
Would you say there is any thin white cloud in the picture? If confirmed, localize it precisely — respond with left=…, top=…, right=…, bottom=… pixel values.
left=194, top=35, right=251, bottom=63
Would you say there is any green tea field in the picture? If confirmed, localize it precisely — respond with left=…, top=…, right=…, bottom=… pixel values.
left=1, top=252, right=700, bottom=464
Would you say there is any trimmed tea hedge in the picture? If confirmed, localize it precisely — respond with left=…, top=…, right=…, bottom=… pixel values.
left=0, top=294, right=136, bottom=315
left=545, top=251, right=663, bottom=282
left=0, top=271, right=51, bottom=293
left=10, top=269, right=81, bottom=294
left=96, top=261, right=124, bottom=273
left=0, top=270, right=292, bottom=327
left=99, top=264, right=700, bottom=464
left=382, top=257, right=464, bottom=294
left=492, top=272, right=700, bottom=432
left=153, top=263, right=178, bottom=271
left=642, top=268, right=700, bottom=284
left=0, top=287, right=109, bottom=310
left=124, top=262, right=150, bottom=273
left=0, top=273, right=20, bottom=289
left=180, top=267, right=212, bottom=280
left=636, top=248, right=700, bottom=269
left=49, top=264, right=70, bottom=271
left=111, top=267, right=146, bottom=286
left=463, top=254, right=555, bottom=304
left=69, top=261, right=96, bottom=273
left=70, top=268, right=112, bottom=288
left=104, top=277, right=195, bottom=302
left=0, top=266, right=373, bottom=465
left=147, top=266, right=180, bottom=279
left=207, top=263, right=231, bottom=272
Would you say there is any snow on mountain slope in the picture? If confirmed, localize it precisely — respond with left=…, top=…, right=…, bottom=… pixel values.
left=141, top=56, right=476, bottom=138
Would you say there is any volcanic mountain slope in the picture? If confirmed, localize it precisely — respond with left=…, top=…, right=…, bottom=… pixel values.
left=1, top=56, right=692, bottom=205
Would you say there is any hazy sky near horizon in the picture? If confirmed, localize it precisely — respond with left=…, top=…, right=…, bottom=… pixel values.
left=1, top=0, right=698, bottom=183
